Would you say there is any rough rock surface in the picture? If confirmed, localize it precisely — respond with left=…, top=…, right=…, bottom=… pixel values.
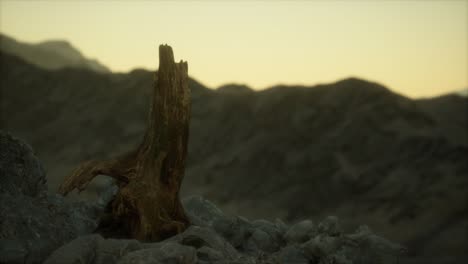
left=44, top=234, right=151, bottom=264
left=45, top=195, right=405, bottom=264
left=0, top=131, right=404, bottom=263
left=0, top=131, right=47, bottom=197
left=0, top=131, right=102, bottom=264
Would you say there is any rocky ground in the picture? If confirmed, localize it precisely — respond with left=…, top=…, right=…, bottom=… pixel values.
left=0, top=131, right=405, bottom=263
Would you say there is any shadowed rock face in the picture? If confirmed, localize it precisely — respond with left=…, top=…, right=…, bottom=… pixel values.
left=0, top=132, right=47, bottom=197
left=0, top=131, right=102, bottom=264
left=1, top=44, right=467, bottom=261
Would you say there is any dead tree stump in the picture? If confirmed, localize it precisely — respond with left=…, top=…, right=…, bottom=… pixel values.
left=59, top=45, right=191, bottom=241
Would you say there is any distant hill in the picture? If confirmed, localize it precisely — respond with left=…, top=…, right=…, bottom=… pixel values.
left=456, top=88, right=468, bottom=97
left=0, top=34, right=109, bottom=73
left=1, top=50, right=467, bottom=261
left=416, top=94, right=468, bottom=146
left=216, top=83, right=254, bottom=94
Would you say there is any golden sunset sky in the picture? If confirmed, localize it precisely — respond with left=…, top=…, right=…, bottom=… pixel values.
left=0, top=0, right=466, bottom=98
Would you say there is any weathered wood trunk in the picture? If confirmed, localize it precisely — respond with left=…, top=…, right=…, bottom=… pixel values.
left=59, top=45, right=190, bottom=241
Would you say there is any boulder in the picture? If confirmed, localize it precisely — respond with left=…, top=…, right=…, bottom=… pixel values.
left=43, top=234, right=103, bottom=264
left=0, top=131, right=46, bottom=197
left=317, top=216, right=342, bottom=236
left=302, top=234, right=340, bottom=260
left=0, top=192, right=101, bottom=263
left=301, top=225, right=405, bottom=264
left=341, top=225, right=405, bottom=264
left=170, top=226, right=239, bottom=260
left=183, top=195, right=226, bottom=227
left=213, top=215, right=253, bottom=249
left=273, top=218, right=289, bottom=235
left=0, top=131, right=102, bottom=263
left=275, top=245, right=309, bottom=264
left=346, top=225, right=404, bottom=254
left=117, top=242, right=197, bottom=264
left=94, top=237, right=146, bottom=264
left=245, top=228, right=281, bottom=254
left=284, top=220, right=316, bottom=244
left=96, top=181, right=118, bottom=207
left=196, top=246, right=224, bottom=262
left=252, top=219, right=283, bottom=238
left=44, top=234, right=163, bottom=264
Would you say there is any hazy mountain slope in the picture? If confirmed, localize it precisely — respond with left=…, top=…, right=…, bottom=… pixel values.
left=216, top=83, right=254, bottom=94
left=185, top=80, right=468, bottom=257
left=0, top=34, right=110, bottom=73
left=455, top=88, right=468, bottom=97
left=416, top=94, right=468, bottom=146
left=1, top=51, right=467, bottom=260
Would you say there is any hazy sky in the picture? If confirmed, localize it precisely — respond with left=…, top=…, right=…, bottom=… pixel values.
left=0, top=0, right=466, bottom=98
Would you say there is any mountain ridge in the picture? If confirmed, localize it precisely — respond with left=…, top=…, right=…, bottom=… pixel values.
left=0, top=33, right=110, bottom=73
left=1, top=43, right=467, bottom=261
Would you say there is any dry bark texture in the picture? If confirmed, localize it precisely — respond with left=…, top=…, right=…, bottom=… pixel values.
left=59, top=45, right=191, bottom=241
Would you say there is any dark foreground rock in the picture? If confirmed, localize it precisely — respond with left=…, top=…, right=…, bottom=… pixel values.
left=0, top=131, right=102, bottom=263
left=0, top=131, right=404, bottom=263
left=44, top=195, right=405, bottom=264
left=0, top=131, right=47, bottom=197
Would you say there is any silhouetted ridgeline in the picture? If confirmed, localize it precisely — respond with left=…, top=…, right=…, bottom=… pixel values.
left=1, top=36, right=467, bottom=263
left=0, top=34, right=109, bottom=73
